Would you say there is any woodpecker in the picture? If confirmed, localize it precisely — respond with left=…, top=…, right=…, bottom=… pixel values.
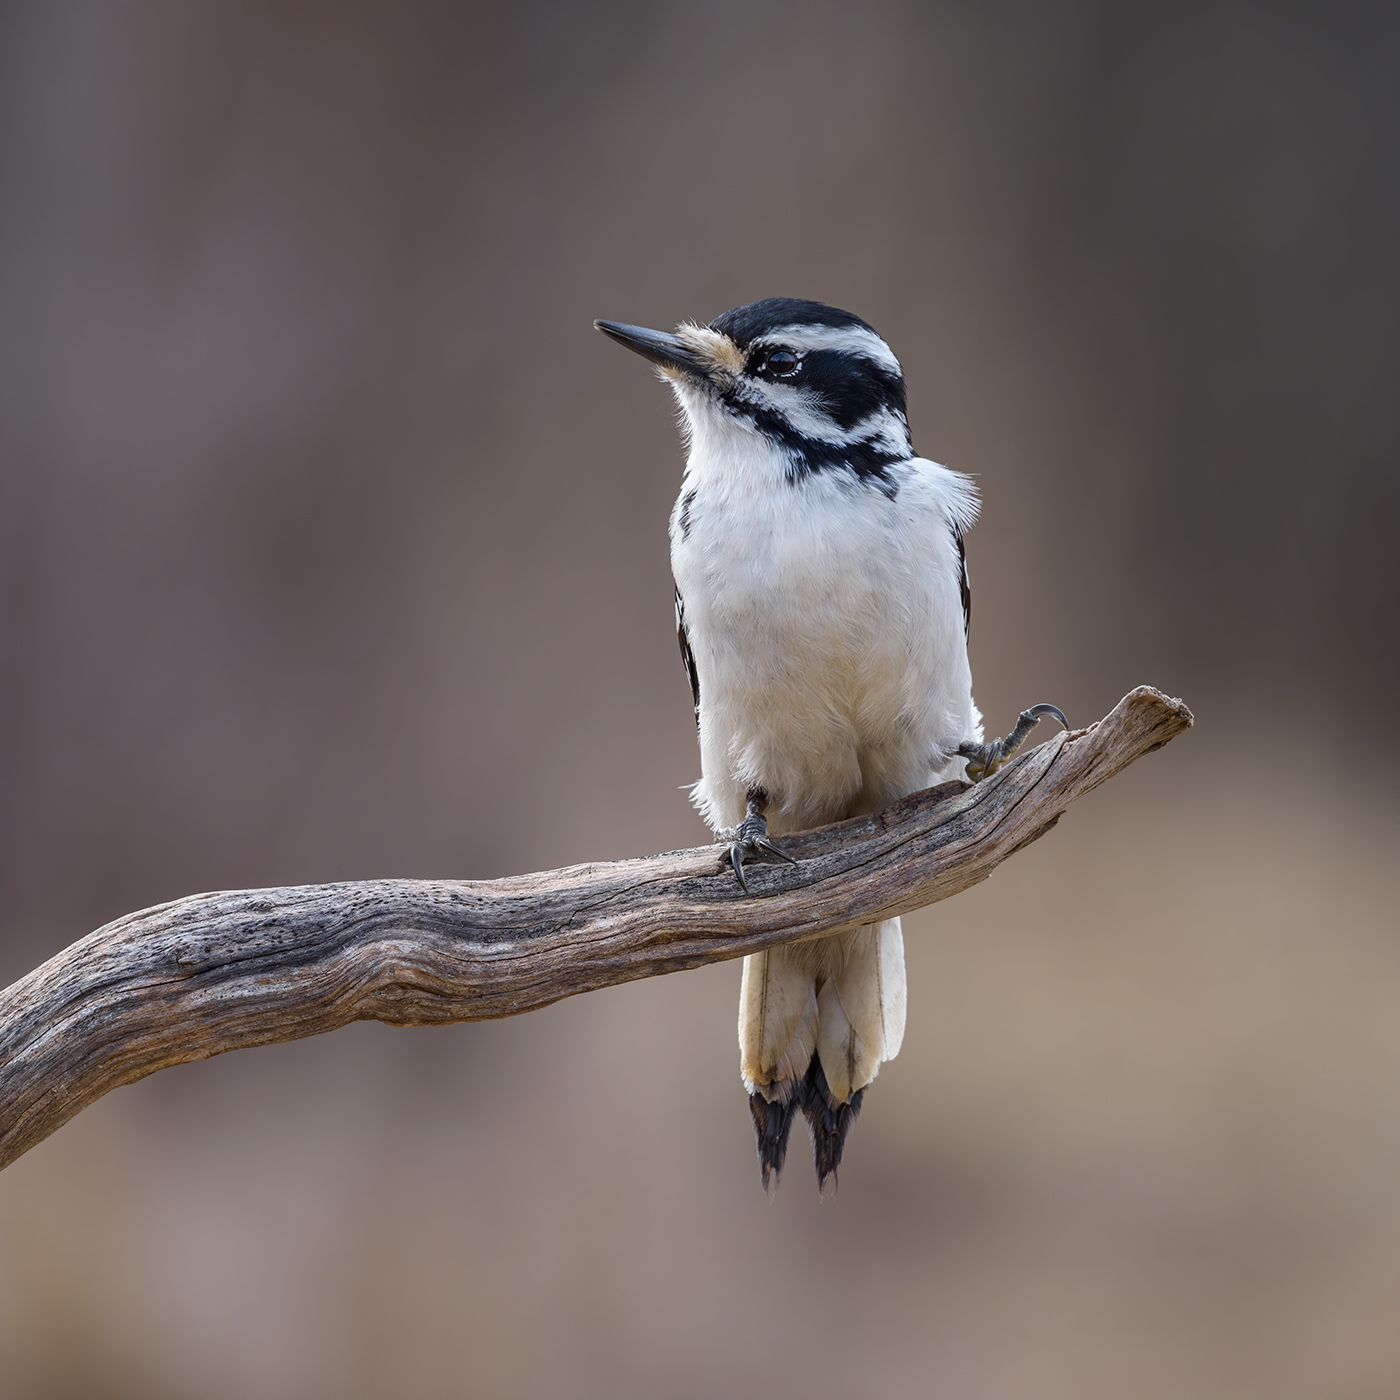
left=596, top=298, right=1065, bottom=1191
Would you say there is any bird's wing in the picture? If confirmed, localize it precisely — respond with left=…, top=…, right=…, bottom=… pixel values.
left=675, top=585, right=701, bottom=723
left=954, top=527, right=971, bottom=640
left=898, top=456, right=975, bottom=642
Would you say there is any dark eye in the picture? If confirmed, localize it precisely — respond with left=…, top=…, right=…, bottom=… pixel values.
left=765, top=349, right=799, bottom=376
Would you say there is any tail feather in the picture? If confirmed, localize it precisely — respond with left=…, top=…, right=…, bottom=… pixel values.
left=738, top=919, right=905, bottom=1190
left=748, top=1091, right=801, bottom=1191
left=799, top=1056, right=864, bottom=1192
left=815, top=972, right=879, bottom=1104
left=739, top=947, right=817, bottom=1099
left=814, top=920, right=903, bottom=1102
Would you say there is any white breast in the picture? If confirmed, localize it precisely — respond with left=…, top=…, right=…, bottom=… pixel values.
left=671, top=427, right=983, bottom=835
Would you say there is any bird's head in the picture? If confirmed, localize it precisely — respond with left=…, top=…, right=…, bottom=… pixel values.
left=595, top=298, right=913, bottom=482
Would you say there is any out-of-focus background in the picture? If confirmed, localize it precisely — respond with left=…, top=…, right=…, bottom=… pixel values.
left=1, top=4, right=1398, bottom=1396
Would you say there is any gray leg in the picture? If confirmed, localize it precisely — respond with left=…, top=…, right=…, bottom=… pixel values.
left=958, top=703, right=1069, bottom=783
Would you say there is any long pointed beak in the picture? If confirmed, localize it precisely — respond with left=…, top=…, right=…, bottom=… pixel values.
left=594, top=320, right=708, bottom=378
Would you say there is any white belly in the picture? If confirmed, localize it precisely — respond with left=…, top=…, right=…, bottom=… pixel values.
left=672, top=459, right=981, bottom=835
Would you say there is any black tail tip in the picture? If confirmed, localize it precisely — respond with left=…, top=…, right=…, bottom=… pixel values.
left=749, top=1059, right=868, bottom=1193
left=748, top=1090, right=800, bottom=1191
left=799, top=1057, right=864, bottom=1194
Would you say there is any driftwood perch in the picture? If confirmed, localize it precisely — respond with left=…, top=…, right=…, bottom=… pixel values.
left=0, top=685, right=1191, bottom=1171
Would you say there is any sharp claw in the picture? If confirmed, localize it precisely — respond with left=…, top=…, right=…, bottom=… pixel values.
left=756, top=837, right=799, bottom=865
left=960, top=702, right=1070, bottom=785
left=730, top=844, right=749, bottom=891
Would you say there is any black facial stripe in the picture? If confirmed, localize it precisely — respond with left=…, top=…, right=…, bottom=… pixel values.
left=784, top=435, right=904, bottom=494
left=792, top=348, right=906, bottom=430
left=723, top=392, right=908, bottom=494
left=710, top=297, right=876, bottom=350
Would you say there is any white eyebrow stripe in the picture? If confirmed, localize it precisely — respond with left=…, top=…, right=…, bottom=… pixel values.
left=753, top=325, right=903, bottom=375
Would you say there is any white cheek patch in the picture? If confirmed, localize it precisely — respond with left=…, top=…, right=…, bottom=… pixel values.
left=737, top=379, right=911, bottom=455
left=739, top=380, right=832, bottom=437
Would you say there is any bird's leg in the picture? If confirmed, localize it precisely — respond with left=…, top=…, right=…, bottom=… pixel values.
left=717, top=789, right=798, bottom=891
left=958, top=703, right=1069, bottom=783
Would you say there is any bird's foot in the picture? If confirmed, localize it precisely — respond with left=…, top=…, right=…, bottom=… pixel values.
left=958, top=703, right=1069, bottom=782
left=717, top=793, right=797, bottom=891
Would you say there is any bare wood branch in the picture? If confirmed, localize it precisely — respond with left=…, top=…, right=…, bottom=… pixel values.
left=0, top=685, right=1191, bottom=1171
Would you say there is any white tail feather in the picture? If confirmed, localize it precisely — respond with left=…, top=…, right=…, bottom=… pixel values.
left=876, top=918, right=906, bottom=1059
left=738, top=918, right=906, bottom=1104
left=816, top=926, right=884, bottom=1101
left=739, top=946, right=817, bottom=1098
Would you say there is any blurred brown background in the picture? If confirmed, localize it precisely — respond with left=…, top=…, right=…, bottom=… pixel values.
left=2, top=3, right=1399, bottom=1397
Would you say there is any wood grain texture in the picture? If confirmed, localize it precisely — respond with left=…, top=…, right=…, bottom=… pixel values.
left=0, top=686, right=1191, bottom=1171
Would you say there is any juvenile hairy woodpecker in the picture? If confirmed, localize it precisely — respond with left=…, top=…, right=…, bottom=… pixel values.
left=596, top=298, right=1064, bottom=1191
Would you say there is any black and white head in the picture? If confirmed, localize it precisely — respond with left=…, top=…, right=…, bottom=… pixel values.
left=596, top=298, right=914, bottom=486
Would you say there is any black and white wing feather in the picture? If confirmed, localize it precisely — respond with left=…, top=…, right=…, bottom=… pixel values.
left=675, top=586, right=701, bottom=723
left=954, top=528, right=971, bottom=640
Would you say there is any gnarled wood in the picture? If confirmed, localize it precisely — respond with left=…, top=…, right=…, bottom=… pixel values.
left=0, top=685, right=1191, bottom=1170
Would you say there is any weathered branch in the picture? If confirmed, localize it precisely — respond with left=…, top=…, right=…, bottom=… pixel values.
left=0, top=685, right=1191, bottom=1170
